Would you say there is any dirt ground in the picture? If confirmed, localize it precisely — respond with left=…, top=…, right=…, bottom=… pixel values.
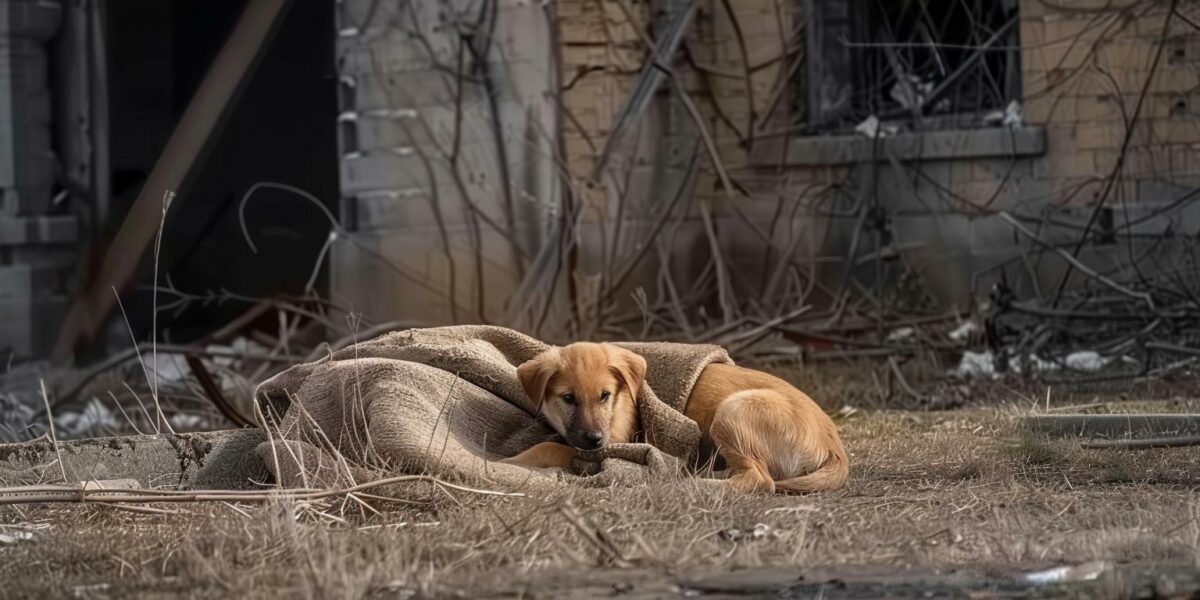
left=2, top=374, right=1200, bottom=598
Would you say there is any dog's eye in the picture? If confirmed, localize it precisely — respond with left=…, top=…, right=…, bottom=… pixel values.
left=561, top=393, right=575, bottom=405
left=600, top=391, right=611, bottom=402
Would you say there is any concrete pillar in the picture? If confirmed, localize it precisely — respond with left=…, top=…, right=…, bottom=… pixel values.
left=330, top=0, right=559, bottom=329
left=0, top=0, right=76, bottom=359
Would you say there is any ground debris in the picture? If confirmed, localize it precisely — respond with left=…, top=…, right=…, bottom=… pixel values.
left=1022, top=560, right=1110, bottom=585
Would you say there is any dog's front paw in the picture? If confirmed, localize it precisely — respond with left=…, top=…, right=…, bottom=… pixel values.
left=570, top=454, right=603, bottom=476
left=570, top=443, right=686, bottom=483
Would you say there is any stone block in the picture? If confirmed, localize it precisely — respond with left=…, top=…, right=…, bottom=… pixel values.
left=0, top=429, right=270, bottom=490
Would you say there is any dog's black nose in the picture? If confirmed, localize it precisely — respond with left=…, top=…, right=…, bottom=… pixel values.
left=582, top=431, right=604, bottom=448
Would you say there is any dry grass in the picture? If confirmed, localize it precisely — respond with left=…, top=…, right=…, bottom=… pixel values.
left=3, top=387, right=1200, bottom=598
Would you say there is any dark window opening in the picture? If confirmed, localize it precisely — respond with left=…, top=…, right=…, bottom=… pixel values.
left=804, top=0, right=1021, bottom=134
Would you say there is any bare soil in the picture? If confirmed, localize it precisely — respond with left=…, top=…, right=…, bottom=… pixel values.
left=2, top=381, right=1200, bottom=598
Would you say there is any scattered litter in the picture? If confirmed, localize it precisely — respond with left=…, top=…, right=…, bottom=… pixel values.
left=952, top=348, right=1113, bottom=379
left=1020, top=354, right=1059, bottom=373
left=0, top=522, right=47, bottom=545
left=1004, top=100, right=1023, bottom=127
left=889, top=73, right=934, bottom=111
left=948, top=321, right=979, bottom=343
left=887, top=327, right=916, bottom=343
left=377, top=582, right=416, bottom=599
left=954, top=350, right=997, bottom=379
left=1064, top=351, right=1108, bottom=372
left=0, top=529, right=33, bottom=545
left=719, top=523, right=775, bottom=542
left=834, top=405, right=859, bottom=420
left=854, top=115, right=898, bottom=139
left=205, top=336, right=271, bottom=368
left=169, top=413, right=205, bottom=430
left=71, top=583, right=111, bottom=599
left=1022, top=560, right=1110, bottom=585
left=55, top=398, right=117, bottom=437
left=982, top=99, right=1024, bottom=128
left=148, top=353, right=189, bottom=383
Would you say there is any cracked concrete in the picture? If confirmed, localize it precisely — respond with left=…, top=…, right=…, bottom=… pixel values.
left=0, top=429, right=269, bottom=490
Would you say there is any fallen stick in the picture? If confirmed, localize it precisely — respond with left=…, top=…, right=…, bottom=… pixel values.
left=54, top=343, right=305, bottom=408
left=1146, top=342, right=1200, bottom=357
left=591, top=2, right=696, bottom=180
left=0, top=475, right=524, bottom=506
left=1043, top=402, right=1106, bottom=413
left=1023, top=414, right=1200, bottom=438
left=997, top=212, right=1156, bottom=310
left=1079, top=435, right=1200, bottom=449
left=184, top=355, right=256, bottom=428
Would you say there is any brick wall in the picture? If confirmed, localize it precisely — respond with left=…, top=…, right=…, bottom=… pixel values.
left=557, top=0, right=798, bottom=190
left=1023, top=0, right=1200, bottom=197
left=556, top=0, right=814, bottom=311
left=557, top=0, right=1200, bottom=311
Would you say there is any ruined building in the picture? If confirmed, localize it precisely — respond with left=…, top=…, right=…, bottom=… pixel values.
left=3, top=0, right=1197, bottom=361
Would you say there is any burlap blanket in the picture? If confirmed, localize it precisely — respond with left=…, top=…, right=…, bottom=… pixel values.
left=253, top=325, right=731, bottom=492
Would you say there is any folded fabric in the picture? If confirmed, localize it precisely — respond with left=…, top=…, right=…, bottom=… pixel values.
left=254, top=325, right=731, bottom=493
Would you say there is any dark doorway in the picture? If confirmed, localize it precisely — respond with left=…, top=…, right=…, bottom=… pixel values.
left=102, top=0, right=338, bottom=347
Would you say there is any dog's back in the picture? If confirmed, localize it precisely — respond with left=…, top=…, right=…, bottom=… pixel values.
left=687, top=363, right=848, bottom=493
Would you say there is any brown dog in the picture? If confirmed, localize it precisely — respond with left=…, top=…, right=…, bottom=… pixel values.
left=502, top=343, right=848, bottom=493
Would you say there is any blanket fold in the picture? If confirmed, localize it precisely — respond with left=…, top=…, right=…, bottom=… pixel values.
left=253, top=325, right=730, bottom=491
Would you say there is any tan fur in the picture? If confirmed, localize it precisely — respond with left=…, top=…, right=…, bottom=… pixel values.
left=500, top=441, right=577, bottom=470
left=512, top=342, right=642, bottom=458
left=508, top=343, right=848, bottom=494
left=689, top=363, right=848, bottom=493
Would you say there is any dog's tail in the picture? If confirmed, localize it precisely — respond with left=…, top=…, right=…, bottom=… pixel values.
left=773, top=445, right=848, bottom=493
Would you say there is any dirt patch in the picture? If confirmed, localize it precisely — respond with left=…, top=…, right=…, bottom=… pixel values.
left=2, top=398, right=1199, bottom=597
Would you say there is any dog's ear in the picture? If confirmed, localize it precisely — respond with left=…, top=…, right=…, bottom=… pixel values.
left=516, top=348, right=561, bottom=405
left=606, top=345, right=647, bottom=400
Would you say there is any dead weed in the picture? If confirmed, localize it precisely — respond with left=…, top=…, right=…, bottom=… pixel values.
left=2, top=397, right=1200, bottom=598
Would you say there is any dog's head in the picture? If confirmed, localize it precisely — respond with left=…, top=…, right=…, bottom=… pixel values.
left=516, top=342, right=646, bottom=450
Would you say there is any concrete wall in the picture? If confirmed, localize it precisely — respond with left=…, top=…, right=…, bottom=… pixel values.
left=331, top=0, right=560, bottom=331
